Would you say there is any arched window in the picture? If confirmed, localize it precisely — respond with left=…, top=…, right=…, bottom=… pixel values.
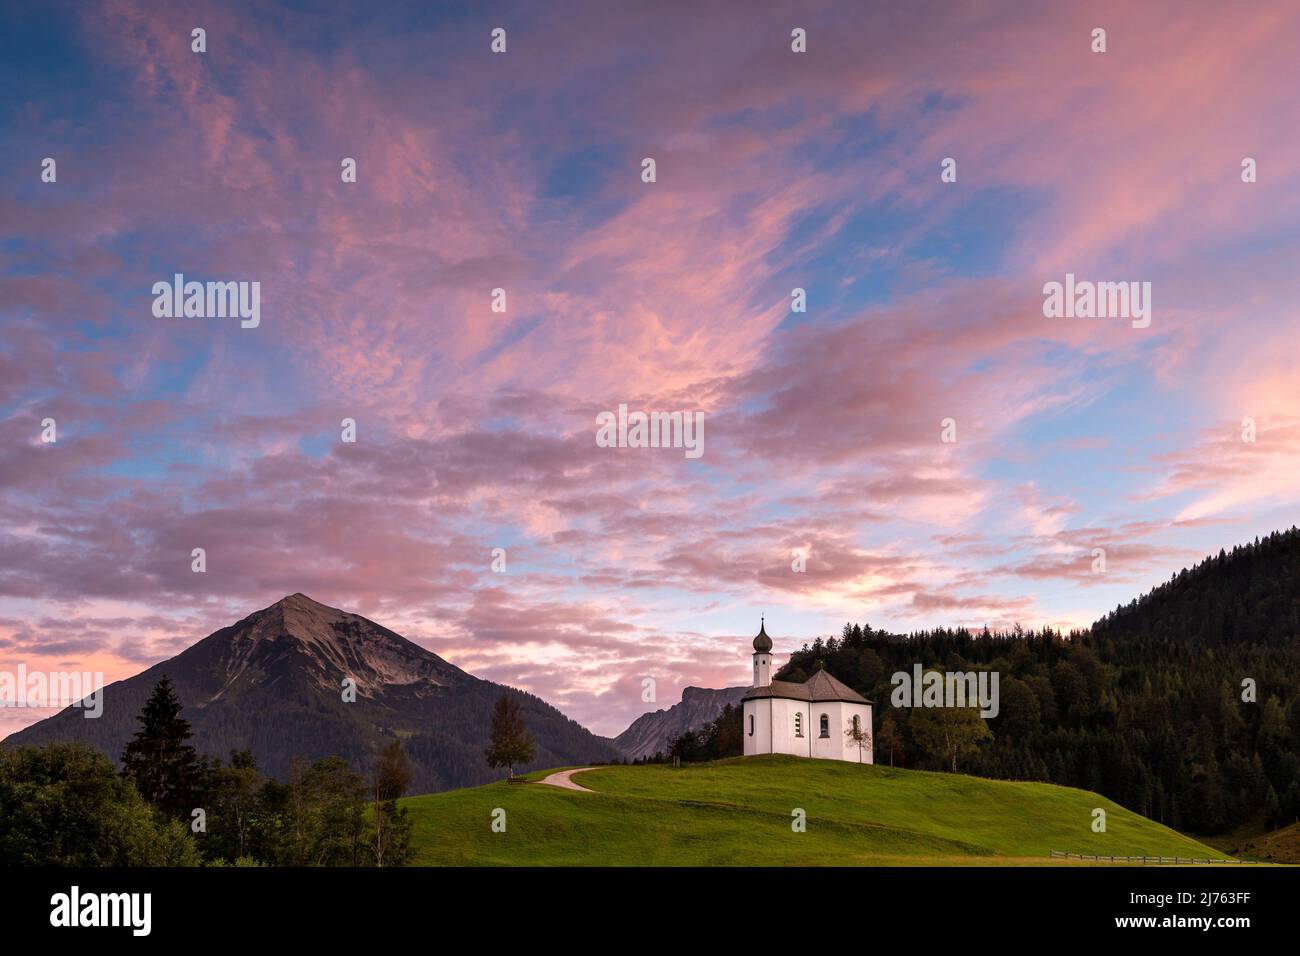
left=794, top=713, right=803, bottom=738
left=819, top=713, right=829, bottom=738
left=852, top=714, right=861, bottom=734
left=747, top=714, right=754, bottom=736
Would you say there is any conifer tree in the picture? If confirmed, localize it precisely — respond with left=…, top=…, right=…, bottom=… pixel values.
left=120, top=676, right=203, bottom=819
left=484, top=695, right=535, bottom=779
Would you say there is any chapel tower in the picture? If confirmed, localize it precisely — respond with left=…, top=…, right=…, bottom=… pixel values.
left=752, top=617, right=772, bottom=687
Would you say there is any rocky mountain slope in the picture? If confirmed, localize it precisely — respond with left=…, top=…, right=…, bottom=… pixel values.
left=3, top=593, right=622, bottom=793
left=613, top=685, right=748, bottom=759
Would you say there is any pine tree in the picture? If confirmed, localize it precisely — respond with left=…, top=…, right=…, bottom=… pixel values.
left=120, top=676, right=203, bottom=819
left=484, top=695, right=535, bottom=779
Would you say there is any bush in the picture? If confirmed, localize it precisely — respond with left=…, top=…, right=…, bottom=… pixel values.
left=0, top=742, right=200, bottom=866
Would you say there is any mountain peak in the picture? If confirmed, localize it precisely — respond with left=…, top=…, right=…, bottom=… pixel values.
left=3, top=595, right=623, bottom=792
left=210, top=593, right=462, bottom=700
left=273, top=592, right=333, bottom=611
left=257, top=593, right=349, bottom=642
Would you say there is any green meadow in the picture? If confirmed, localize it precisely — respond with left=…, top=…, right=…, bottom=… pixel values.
left=402, top=755, right=1232, bottom=866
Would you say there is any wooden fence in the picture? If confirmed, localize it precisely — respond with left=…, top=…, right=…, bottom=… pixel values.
left=1050, top=850, right=1257, bottom=864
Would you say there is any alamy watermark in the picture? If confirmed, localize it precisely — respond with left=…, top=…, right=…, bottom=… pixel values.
left=0, top=665, right=104, bottom=718
left=595, top=404, right=704, bottom=459
left=50, top=886, right=150, bottom=936
left=151, top=273, right=260, bottom=328
left=1042, top=273, right=1151, bottom=329
left=890, top=664, right=1000, bottom=718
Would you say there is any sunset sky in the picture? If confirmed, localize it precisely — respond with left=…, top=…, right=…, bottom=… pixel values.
left=2, top=0, right=1299, bottom=738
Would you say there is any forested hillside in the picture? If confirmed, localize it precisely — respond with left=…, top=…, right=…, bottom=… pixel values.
left=778, top=530, right=1300, bottom=835
left=1092, top=527, right=1300, bottom=645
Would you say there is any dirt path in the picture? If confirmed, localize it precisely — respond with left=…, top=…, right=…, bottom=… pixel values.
left=538, top=768, right=598, bottom=792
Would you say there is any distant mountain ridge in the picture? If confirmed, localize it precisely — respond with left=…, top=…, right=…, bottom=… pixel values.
left=613, top=686, right=748, bottom=759
left=2, top=594, right=621, bottom=793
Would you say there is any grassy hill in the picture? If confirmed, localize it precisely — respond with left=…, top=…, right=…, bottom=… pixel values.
left=1204, top=819, right=1300, bottom=864
left=401, top=755, right=1233, bottom=866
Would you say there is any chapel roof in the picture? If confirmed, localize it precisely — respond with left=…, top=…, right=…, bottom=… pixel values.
left=742, top=669, right=872, bottom=705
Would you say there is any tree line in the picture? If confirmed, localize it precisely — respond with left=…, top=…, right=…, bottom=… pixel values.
left=2, top=675, right=542, bottom=866
left=2, top=675, right=417, bottom=866
left=655, top=627, right=1299, bottom=835
left=777, top=623, right=1300, bottom=835
left=658, top=528, right=1300, bottom=836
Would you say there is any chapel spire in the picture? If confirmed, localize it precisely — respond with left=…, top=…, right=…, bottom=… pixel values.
left=751, top=618, right=772, bottom=687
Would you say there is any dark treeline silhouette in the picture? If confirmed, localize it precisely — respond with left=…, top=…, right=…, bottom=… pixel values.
left=1, top=677, right=414, bottom=866
left=769, top=529, right=1300, bottom=835
left=651, top=529, right=1300, bottom=836
left=777, top=624, right=1299, bottom=836
left=650, top=528, right=1300, bottom=832
left=1092, top=527, right=1300, bottom=647
left=0, top=742, right=199, bottom=866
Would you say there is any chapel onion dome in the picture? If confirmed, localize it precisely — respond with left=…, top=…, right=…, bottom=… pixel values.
left=752, top=619, right=772, bottom=654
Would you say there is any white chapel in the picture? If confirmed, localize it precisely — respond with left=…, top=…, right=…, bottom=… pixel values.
left=741, top=620, right=874, bottom=764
